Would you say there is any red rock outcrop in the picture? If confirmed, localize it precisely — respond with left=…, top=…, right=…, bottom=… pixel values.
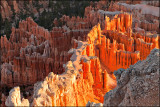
left=5, top=17, right=159, bottom=105
left=0, top=17, right=89, bottom=88
left=0, top=0, right=48, bottom=21
left=0, top=0, right=13, bottom=21
left=1, top=0, right=160, bottom=106
left=107, top=1, right=160, bottom=33
left=5, top=39, right=116, bottom=106
left=98, top=14, right=158, bottom=71
left=103, top=48, right=159, bottom=106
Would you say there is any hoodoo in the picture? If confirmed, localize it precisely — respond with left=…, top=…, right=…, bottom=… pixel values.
left=0, top=0, right=159, bottom=106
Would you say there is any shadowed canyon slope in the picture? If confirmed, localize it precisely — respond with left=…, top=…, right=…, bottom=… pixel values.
left=0, top=0, right=159, bottom=106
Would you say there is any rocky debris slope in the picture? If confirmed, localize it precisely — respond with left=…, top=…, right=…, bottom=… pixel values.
left=86, top=101, right=103, bottom=107
left=103, top=48, right=159, bottom=106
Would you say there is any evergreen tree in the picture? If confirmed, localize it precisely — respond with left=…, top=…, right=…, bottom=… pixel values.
left=3, top=18, right=12, bottom=39
left=0, top=13, right=3, bottom=38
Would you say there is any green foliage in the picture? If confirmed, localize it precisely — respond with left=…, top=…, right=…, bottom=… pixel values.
left=36, top=10, right=54, bottom=30
left=10, top=5, right=16, bottom=19
left=51, top=1, right=91, bottom=18
left=0, top=13, right=3, bottom=38
left=1, top=18, right=12, bottom=39
left=35, top=0, right=94, bottom=30
left=1, top=0, right=100, bottom=39
left=0, top=13, right=11, bottom=39
left=0, top=13, right=2, bottom=27
left=48, top=0, right=54, bottom=8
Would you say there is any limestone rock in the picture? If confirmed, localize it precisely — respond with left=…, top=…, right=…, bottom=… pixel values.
left=5, top=87, right=29, bottom=106
left=2, top=1, right=160, bottom=106
left=86, top=101, right=103, bottom=107
left=103, top=49, right=159, bottom=106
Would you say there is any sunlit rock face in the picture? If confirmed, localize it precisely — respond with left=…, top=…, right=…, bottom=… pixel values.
left=5, top=87, right=29, bottom=106
left=4, top=19, right=159, bottom=106
left=0, top=17, right=89, bottom=88
left=103, top=48, right=159, bottom=106
left=4, top=38, right=116, bottom=106
left=1, top=0, right=159, bottom=106
left=107, top=1, right=160, bottom=34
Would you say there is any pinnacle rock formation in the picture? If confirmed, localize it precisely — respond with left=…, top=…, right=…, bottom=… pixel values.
left=1, top=0, right=160, bottom=107
left=0, top=17, right=89, bottom=88
left=5, top=87, right=29, bottom=106
left=4, top=20, right=159, bottom=105
left=4, top=38, right=115, bottom=106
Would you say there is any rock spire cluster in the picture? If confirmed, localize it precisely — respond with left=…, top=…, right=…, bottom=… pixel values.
left=0, top=0, right=159, bottom=106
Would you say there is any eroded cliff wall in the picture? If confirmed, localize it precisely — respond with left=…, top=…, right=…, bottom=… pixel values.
left=103, top=48, right=159, bottom=106
left=1, top=0, right=160, bottom=106
left=4, top=18, right=159, bottom=106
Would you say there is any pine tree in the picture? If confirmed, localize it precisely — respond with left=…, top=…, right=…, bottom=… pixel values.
left=3, top=18, right=12, bottom=39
